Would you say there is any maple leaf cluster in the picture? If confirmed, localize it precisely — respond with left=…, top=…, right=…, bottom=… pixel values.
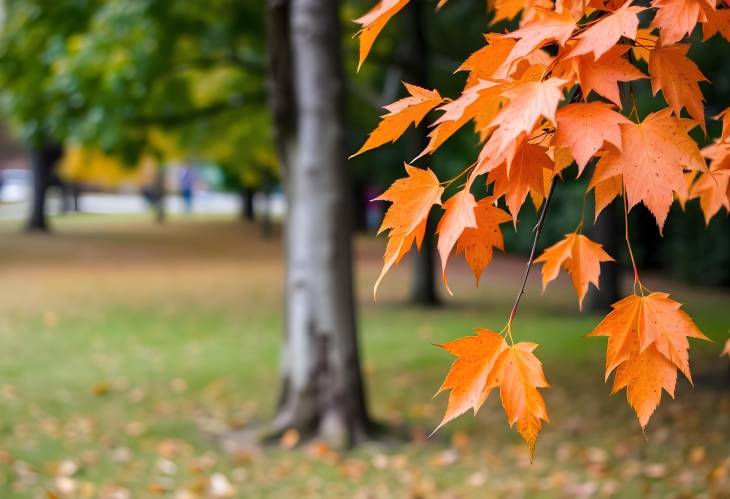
left=353, top=0, right=728, bottom=457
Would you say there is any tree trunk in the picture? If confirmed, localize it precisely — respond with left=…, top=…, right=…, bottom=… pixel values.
left=266, top=0, right=373, bottom=447
left=240, top=187, right=256, bottom=221
left=586, top=201, right=621, bottom=312
left=153, top=166, right=166, bottom=224
left=403, top=0, right=439, bottom=306
left=26, top=141, right=63, bottom=232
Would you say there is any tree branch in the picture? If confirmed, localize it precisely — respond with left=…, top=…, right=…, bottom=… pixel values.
left=507, top=179, right=558, bottom=326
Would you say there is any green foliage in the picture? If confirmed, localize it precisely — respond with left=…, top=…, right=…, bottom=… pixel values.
left=0, top=0, right=276, bottom=187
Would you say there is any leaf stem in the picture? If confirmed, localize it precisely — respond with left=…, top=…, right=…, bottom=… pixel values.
left=505, top=178, right=558, bottom=334
left=622, top=187, right=646, bottom=296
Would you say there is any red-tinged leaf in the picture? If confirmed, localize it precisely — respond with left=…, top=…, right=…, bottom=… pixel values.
left=486, top=343, right=550, bottom=460
left=455, top=197, right=511, bottom=286
left=354, top=0, right=410, bottom=71
left=488, top=141, right=553, bottom=222
left=434, top=329, right=508, bottom=431
left=592, top=109, right=706, bottom=231
left=702, top=6, right=730, bottom=41
left=648, top=44, right=707, bottom=128
left=571, top=45, right=646, bottom=108
left=535, top=233, right=614, bottom=309
left=374, top=164, right=443, bottom=296
left=436, top=189, right=478, bottom=292
left=352, top=83, right=442, bottom=157
left=554, top=102, right=631, bottom=173
left=568, top=1, right=644, bottom=60
left=652, top=0, right=715, bottom=45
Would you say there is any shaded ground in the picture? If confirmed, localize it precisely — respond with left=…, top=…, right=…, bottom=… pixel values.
left=0, top=215, right=727, bottom=498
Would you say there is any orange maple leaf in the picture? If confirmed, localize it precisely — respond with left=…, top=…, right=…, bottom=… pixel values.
left=592, top=109, right=706, bottom=231
left=488, top=141, right=553, bottom=221
left=535, top=233, right=614, bottom=309
left=458, top=34, right=516, bottom=87
left=568, top=1, right=644, bottom=60
left=496, top=9, right=577, bottom=78
left=688, top=165, right=730, bottom=224
left=475, top=77, right=566, bottom=175
left=374, top=164, right=443, bottom=296
left=648, top=44, right=707, bottom=128
left=418, top=80, right=503, bottom=159
left=570, top=45, right=646, bottom=108
left=354, top=0, right=410, bottom=71
left=454, top=197, right=512, bottom=286
left=652, top=0, right=714, bottom=45
left=434, top=328, right=508, bottom=431
left=491, top=0, right=553, bottom=24
left=436, top=332, right=550, bottom=459
left=587, top=292, right=709, bottom=427
left=632, top=28, right=658, bottom=63
left=436, top=189, right=478, bottom=293
left=554, top=102, right=631, bottom=173
left=486, top=343, right=550, bottom=460
left=612, top=342, right=678, bottom=428
left=590, top=173, right=623, bottom=220
left=352, top=83, right=442, bottom=157
left=702, top=6, right=730, bottom=41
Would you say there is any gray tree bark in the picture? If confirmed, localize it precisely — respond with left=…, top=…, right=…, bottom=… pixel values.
left=265, top=0, right=373, bottom=447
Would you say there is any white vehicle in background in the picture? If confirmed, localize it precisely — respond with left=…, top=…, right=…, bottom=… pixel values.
left=0, top=169, right=31, bottom=203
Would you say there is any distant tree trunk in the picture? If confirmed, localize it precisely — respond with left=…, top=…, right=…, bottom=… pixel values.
left=586, top=201, right=621, bottom=312
left=265, top=0, right=373, bottom=447
left=153, top=166, right=165, bottom=224
left=259, top=189, right=273, bottom=238
left=240, top=187, right=256, bottom=221
left=26, top=141, right=63, bottom=232
left=403, top=0, right=439, bottom=306
left=71, top=183, right=81, bottom=212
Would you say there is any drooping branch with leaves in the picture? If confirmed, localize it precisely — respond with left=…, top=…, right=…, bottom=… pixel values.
left=352, top=0, right=729, bottom=459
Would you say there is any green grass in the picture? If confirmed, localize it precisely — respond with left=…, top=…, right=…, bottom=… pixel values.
left=0, top=214, right=727, bottom=498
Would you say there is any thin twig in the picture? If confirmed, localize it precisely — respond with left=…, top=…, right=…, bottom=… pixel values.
left=506, top=178, right=558, bottom=330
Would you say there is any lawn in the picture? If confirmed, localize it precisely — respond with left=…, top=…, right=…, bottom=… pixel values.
left=0, top=214, right=727, bottom=498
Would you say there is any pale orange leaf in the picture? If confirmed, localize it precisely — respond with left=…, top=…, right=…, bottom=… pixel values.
left=352, top=83, right=442, bottom=157
left=434, top=329, right=508, bottom=431
left=354, top=0, right=410, bottom=71
left=436, top=189, right=478, bottom=293
left=374, top=164, right=443, bottom=296
left=554, top=102, right=631, bottom=173
left=592, top=109, right=706, bottom=231
left=535, top=233, right=614, bottom=309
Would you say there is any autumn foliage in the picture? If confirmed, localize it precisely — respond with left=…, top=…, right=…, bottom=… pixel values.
left=353, top=0, right=728, bottom=458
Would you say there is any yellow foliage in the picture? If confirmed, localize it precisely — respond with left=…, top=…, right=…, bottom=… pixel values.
left=59, top=147, right=155, bottom=189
